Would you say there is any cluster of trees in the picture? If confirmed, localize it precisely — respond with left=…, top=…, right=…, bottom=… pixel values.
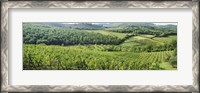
left=23, top=44, right=173, bottom=70
left=106, top=24, right=177, bottom=37
left=70, top=23, right=103, bottom=30
left=23, top=24, right=122, bottom=45
left=107, top=28, right=176, bottom=37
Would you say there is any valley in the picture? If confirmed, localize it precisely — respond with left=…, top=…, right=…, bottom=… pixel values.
left=23, top=22, right=177, bottom=70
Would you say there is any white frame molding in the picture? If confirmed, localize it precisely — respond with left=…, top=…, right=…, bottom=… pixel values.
left=1, top=1, right=199, bottom=92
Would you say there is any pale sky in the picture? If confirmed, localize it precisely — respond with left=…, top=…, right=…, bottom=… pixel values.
left=61, top=23, right=79, bottom=24
left=61, top=22, right=177, bottom=25
left=153, top=23, right=177, bottom=25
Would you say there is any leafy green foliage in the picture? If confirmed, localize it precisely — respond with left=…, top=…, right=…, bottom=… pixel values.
left=23, top=44, right=174, bottom=70
left=105, top=23, right=177, bottom=37
left=23, top=22, right=177, bottom=70
left=23, top=23, right=122, bottom=45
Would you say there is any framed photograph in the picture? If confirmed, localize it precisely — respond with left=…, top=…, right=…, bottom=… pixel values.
left=1, top=1, right=199, bottom=92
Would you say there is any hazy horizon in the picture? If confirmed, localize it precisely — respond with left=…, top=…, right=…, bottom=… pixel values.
left=61, top=22, right=177, bottom=25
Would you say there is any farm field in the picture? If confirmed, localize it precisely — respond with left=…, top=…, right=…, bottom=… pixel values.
left=23, top=22, right=177, bottom=70
left=23, top=44, right=175, bottom=70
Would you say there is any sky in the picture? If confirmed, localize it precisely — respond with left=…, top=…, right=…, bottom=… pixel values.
left=61, top=22, right=110, bottom=24
left=153, top=23, right=177, bottom=25
left=61, top=23, right=79, bottom=24
left=61, top=22, right=177, bottom=25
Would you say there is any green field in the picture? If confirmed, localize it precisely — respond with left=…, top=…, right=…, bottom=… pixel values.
left=83, top=30, right=128, bottom=39
left=23, top=44, right=175, bottom=70
left=122, top=35, right=177, bottom=46
left=23, top=22, right=177, bottom=70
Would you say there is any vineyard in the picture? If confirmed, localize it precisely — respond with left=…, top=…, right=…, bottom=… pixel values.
left=23, top=44, right=175, bottom=70
left=23, top=22, right=177, bottom=70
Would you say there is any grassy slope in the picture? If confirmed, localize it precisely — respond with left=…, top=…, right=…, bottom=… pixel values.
left=82, top=30, right=128, bottom=39
left=153, top=36, right=177, bottom=44
left=121, top=35, right=157, bottom=47
left=159, top=62, right=176, bottom=70
left=121, top=35, right=177, bottom=47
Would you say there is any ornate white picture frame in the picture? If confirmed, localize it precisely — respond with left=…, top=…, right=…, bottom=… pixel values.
left=1, top=1, right=199, bottom=92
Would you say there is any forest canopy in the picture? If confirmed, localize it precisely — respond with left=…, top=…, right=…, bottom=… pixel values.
left=23, top=22, right=177, bottom=46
